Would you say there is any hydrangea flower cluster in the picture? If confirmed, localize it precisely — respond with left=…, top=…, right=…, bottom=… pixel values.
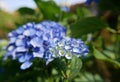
left=5, top=21, right=89, bottom=70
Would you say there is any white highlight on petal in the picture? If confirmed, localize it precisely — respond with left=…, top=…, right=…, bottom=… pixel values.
left=20, top=61, right=32, bottom=70
left=73, top=48, right=80, bottom=53
left=46, top=59, right=54, bottom=65
left=58, top=50, right=65, bottom=56
left=64, top=45, right=71, bottom=50
left=8, top=45, right=14, bottom=51
left=65, top=51, right=72, bottom=59
left=23, top=29, right=36, bottom=36
left=16, top=39, right=24, bottom=46
left=33, top=52, right=43, bottom=58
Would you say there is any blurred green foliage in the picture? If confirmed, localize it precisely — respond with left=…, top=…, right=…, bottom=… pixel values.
left=0, top=0, right=120, bottom=82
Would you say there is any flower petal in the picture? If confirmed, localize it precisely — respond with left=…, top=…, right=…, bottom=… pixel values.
left=30, top=37, right=42, bottom=47
left=46, top=58, right=54, bottom=65
left=33, top=52, right=44, bottom=58
left=15, top=39, right=25, bottom=46
left=72, top=48, right=81, bottom=54
left=15, top=47, right=27, bottom=52
left=23, top=28, right=36, bottom=36
left=65, top=51, right=72, bottom=59
left=20, top=61, right=32, bottom=70
left=18, top=55, right=26, bottom=63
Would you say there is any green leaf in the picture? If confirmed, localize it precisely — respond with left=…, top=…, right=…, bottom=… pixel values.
left=0, top=40, right=8, bottom=57
left=93, top=48, right=107, bottom=60
left=75, top=72, right=104, bottom=82
left=17, top=7, right=35, bottom=15
left=103, top=50, right=116, bottom=59
left=52, top=58, right=66, bottom=72
left=76, top=7, right=92, bottom=19
left=93, top=48, right=120, bottom=67
left=70, top=17, right=108, bottom=38
left=34, top=0, right=61, bottom=20
left=68, top=56, right=82, bottom=81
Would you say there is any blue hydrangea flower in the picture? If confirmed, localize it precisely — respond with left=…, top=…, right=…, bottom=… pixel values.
left=5, top=21, right=66, bottom=70
left=5, top=21, right=89, bottom=70
left=46, top=37, right=89, bottom=63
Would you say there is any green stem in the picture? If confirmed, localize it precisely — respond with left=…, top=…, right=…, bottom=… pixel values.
left=61, top=70, right=66, bottom=78
left=61, top=68, right=70, bottom=82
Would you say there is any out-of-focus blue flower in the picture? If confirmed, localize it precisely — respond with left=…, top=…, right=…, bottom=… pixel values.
left=5, top=21, right=89, bottom=70
left=53, top=0, right=87, bottom=12
left=54, top=0, right=87, bottom=7
left=61, top=6, right=70, bottom=12
left=86, top=0, right=99, bottom=4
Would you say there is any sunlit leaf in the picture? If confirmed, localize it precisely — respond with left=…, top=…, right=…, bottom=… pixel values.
left=103, top=50, right=116, bottom=59
left=34, top=0, right=61, bottom=20
left=93, top=48, right=120, bottom=67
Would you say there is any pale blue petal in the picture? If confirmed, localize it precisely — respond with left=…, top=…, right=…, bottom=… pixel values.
left=46, top=59, right=54, bottom=65
left=20, top=61, right=32, bottom=70
left=72, top=48, right=81, bottom=53
left=15, top=47, right=27, bottom=52
left=33, top=52, right=44, bottom=58
left=23, top=28, right=36, bottom=36
left=36, top=30, right=43, bottom=37
left=18, top=55, right=26, bottom=63
left=16, top=27, right=24, bottom=34
left=61, top=6, right=70, bottom=12
left=7, top=45, right=15, bottom=51
left=30, top=37, right=42, bottom=47
left=26, top=23, right=34, bottom=28
left=64, top=45, right=71, bottom=50
left=15, top=39, right=24, bottom=46
left=9, top=37, right=16, bottom=43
